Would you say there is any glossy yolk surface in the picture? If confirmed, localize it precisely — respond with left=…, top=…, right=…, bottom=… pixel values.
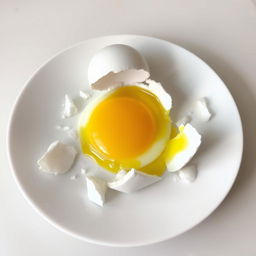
left=85, top=96, right=157, bottom=159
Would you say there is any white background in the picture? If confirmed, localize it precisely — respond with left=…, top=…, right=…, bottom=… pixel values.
left=1, top=0, right=256, bottom=255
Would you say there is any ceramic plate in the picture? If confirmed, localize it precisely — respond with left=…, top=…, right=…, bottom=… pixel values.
left=7, top=35, right=243, bottom=247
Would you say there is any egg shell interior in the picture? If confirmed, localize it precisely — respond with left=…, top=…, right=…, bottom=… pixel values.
left=88, top=44, right=150, bottom=90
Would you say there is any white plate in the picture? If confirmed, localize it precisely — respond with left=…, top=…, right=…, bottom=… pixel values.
left=7, top=35, right=243, bottom=247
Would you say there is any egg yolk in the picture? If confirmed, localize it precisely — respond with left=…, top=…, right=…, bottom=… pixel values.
left=86, top=97, right=157, bottom=159
left=79, top=86, right=171, bottom=175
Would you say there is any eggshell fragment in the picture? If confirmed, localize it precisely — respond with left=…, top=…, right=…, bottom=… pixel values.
left=86, top=176, right=107, bottom=207
left=79, top=90, right=90, bottom=100
left=191, top=97, right=212, bottom=125
left=88, top=44, right=150, bottom=90
left=56, top=125, right=71, bottom=131
left=145, top=79, right=172, bottom=111
left=113, top=169, right=127, bottom=180
left=196, top=98, right=211, bottom=121
left=37, top=141, right=77, bottom=175
left=173, top=165, right=198, bottom=183
left=56, top=125, right=78, bottom=140
left=62, top=94, right=78, bottom=118
left=108, top=169, right=161, bottom=193
left=166, top=124, right=201, bottom=172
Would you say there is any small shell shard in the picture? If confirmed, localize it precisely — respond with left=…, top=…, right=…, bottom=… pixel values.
left=191, top=97, right=212, bottom=125
left=62, top=95, right=78, bottom=119
left=79, top=90, right=90, bottom=100
left=37, top=141, right=77, bottom=174
left=108, top=169, right=161, bottom=193
left=174, top=165, right=198, bottom=183
left=86, top=176, right=107, bottom=207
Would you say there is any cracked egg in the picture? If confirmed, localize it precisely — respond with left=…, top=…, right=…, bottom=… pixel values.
left=78, top=44, right=201, bottom=191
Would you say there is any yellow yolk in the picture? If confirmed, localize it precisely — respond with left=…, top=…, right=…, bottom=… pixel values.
left=164, top=126, right=188, bottom=162
left=86, top=97, right=156, bottom=159
left=79, top=86, right=171, bottom=175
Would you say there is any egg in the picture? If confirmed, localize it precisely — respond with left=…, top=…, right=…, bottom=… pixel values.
left=35, top=44, right=205, bottom=208
left=77, top=44, right=202, bottom=194
left=79, top=85, right=171, bottom=174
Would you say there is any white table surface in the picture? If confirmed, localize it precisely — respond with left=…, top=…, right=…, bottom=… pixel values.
left=1, top=0, right=256, bottom=255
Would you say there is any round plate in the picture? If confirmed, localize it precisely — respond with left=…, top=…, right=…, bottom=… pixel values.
left=7, top=35, right=243, bottom=247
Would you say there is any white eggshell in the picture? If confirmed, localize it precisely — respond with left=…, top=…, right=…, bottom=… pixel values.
left=37, top=141, right=77, bottom=174
left=190, top=97, right=212, bottom=126
left=108, top=169, right=161, bottom=193
left=173, top=165, right=198, bottom=183
left=196, top=98, right=211, bottom=121
left=56, top=125, right=78, bottom=140
left=88, top=44, right=150, bottom=90
left=166, top=124, right=201, bottom=172
left=56, top=125, right=71, bottom=131
left=145, top=79, right=172, bottom=111
left=62, top=94, right=78, bottom=119
left=86, top=176, right=107, bottom=207
left=79, top=90, right=90, bottom=100
left=178, top=165, right=197, bottom=183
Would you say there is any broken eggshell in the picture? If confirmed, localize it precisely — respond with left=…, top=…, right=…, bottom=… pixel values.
left=37, top=141, right=77, bottom=175
left=173, top=165, right=198, bottom=183
left=178, top=97, right=212, bottom=128
left=144, top=79, right=172, bottom=111
left=62, top=94, right=78, bottom=119
left=86, top=175, right=107, bottom=207
left=191, top=97, right=212, bottom=124
left=108, top=169, right=161, bottom=193
left=88, top=44, right=150, bottom=90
